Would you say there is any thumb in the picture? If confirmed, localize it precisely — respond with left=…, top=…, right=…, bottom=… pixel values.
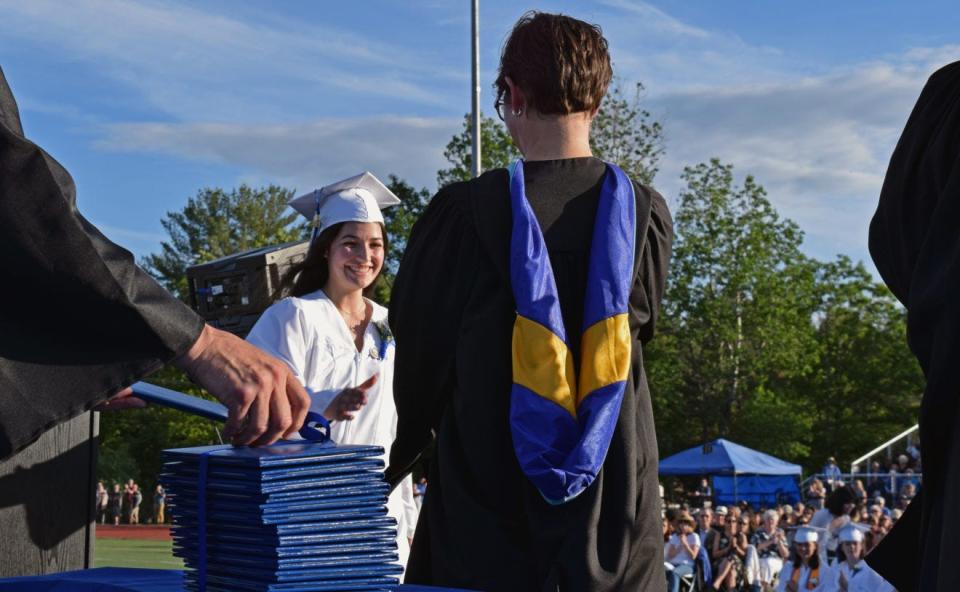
left=356, top=373, right=379, bottom=392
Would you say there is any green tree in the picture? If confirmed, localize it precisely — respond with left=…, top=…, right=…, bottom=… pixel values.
left=436, top=114, right=520, bottom=188
left=142, top=184, right=304, bottom=299
left=437, top=82, right=664, bottom=188
left=802, top=256, right=924, bottom=468
left=590, top=81, right=664, bottom=186
left=375, top=175, right=431, bottom=303
left=650, top=159, right=820, bottom=460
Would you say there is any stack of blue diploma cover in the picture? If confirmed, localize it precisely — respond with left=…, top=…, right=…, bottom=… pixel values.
left=160, top=441, right=403, bottom=591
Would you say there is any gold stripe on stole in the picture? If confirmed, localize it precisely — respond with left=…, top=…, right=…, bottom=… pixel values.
left=512, top=315, right=577, bottom=417
left=577, top=313, right=631, bottom=404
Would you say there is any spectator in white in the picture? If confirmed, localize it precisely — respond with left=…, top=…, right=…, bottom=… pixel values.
left=665, top=512, right=701, bottom=592
left=828, top=524, right=894, bottom=592
left=751, top=509, right=790, bottom=590
left=95, top=481, right=108, bottom=525
left=809, top=485, right=855, bottom=564
left=776, top=526, right=832, bottom=592
left=822, top=457, right=843, bottom=491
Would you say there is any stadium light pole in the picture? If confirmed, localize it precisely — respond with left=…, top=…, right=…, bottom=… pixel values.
left=471, top=0, right=481, bottom=178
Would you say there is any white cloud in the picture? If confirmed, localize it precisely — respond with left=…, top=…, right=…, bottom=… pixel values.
left=96, top=116, right=461, bottom=193
left=647, top=51, right=955, bottom=263
left=0, top=0, right=462, bottom=120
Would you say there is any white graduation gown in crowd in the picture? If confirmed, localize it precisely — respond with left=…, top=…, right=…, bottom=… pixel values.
left=827, top=559, right=895, bottom=592
left=246, top=289, right=419, bottom=568
left=775, top=562, right=833, bottom=592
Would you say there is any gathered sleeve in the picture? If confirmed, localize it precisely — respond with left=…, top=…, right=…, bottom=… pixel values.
left=0, top=68, right=203, bottom=460
left=385, top=186, right=477, bottom=486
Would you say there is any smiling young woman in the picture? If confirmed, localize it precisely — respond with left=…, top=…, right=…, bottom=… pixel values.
left=245, top=172, right=418, bottom=571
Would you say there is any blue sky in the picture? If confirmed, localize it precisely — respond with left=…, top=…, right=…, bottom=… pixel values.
left=1, top=1, right=958, bottom=269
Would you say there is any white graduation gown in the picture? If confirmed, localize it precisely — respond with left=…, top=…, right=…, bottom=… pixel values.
left=246, top=289, right=419, bottom=569
left=775, top=562, right=833, bottom=592
left=827, top=559, right=895, bottom=592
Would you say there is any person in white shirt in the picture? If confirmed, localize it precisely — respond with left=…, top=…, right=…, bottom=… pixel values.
left=827, top=524, right=894, bottom=592
left=246, top=172, right=419, bottom=570
left=750, top=509, right=790, bottom=590
left=665, top=512, right=701, bottom=592
left=776, top=527, right=832, bottom=592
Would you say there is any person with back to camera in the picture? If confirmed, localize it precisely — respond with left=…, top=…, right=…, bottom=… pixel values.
left=384, top=10, right=673, bottom=591
left=245, top=173, right=419, bottom=569
left=864, top=60, right=960, bottom=591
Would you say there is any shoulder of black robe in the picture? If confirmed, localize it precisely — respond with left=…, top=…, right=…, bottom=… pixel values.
left=385, top=175, right=489, bottom=486
left=865, top=60, right=960, bottom=591
left=0, top=67, right=204, bottom=460
left=386, top=168, right=672, bottom=484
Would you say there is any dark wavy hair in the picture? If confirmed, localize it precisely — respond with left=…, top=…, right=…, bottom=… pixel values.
left=494, top=11, right=612, bottom=116
left=825, top=485, right=857, bottom=517
left=277, top=222, right=388, bottom=299
left=790, top=542, right=820, bottom=570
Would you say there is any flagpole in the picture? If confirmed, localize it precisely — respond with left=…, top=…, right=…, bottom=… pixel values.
left=470, top=0, right=481, bottom=178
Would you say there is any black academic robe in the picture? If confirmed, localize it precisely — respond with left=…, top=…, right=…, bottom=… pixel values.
left=864, top=61, right=960, bottom=591
left=386, top=159, right=673, bottom=592
left=0, top=67, right=203, bottom=460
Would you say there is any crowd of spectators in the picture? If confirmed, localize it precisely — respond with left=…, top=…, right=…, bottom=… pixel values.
left=661, top=449, right=921, bottom=591
left=94, top=479, right=166, bottom=525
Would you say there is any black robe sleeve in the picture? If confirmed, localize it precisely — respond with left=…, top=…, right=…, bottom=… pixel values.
left=385, top=186, right=478, bottom=486
left=0, top=67, right=204, bottom=460
left=864, top=61, right=960, bottom=591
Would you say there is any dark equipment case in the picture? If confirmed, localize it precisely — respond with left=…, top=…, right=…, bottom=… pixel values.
left=186, top=241, right=310, bottom=337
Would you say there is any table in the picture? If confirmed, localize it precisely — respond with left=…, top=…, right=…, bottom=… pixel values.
left=0, top=568, right=472, bottom=591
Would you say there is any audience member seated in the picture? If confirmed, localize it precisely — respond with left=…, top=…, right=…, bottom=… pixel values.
left=751, top=509, right=790, bottom=591
left=665, top=512, right=702, bottom=592
left=711, top=513, right=748, bottom=591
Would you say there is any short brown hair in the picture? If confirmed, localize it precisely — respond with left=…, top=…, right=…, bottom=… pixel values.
left=495, top=11, right=612, bottom=116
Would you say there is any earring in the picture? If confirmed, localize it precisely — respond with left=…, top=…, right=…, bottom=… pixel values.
left=512, top=108, right=523, bottom=117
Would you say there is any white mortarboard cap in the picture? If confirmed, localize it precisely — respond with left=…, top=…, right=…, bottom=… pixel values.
left=794, top=527, right=819, bottom=544
left=838, top=523, right=866, bottom=543
left=289, top=172, right=401, bottom=238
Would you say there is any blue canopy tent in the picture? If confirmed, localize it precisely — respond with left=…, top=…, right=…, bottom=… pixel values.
left=659, top=439, right=802, bottom=507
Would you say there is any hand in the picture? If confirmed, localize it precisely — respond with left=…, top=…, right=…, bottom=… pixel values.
left=324, top=375, right=378, bottom=421
left=173, top=324, right=311, bottom=446
left=94, top=387, right=147, bottom=411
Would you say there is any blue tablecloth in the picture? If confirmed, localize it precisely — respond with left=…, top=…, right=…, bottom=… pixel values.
left=0, top=568, right=471, bottom=592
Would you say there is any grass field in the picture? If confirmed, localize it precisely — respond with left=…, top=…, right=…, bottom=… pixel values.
left=94, top=538, right=184, bottom=570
